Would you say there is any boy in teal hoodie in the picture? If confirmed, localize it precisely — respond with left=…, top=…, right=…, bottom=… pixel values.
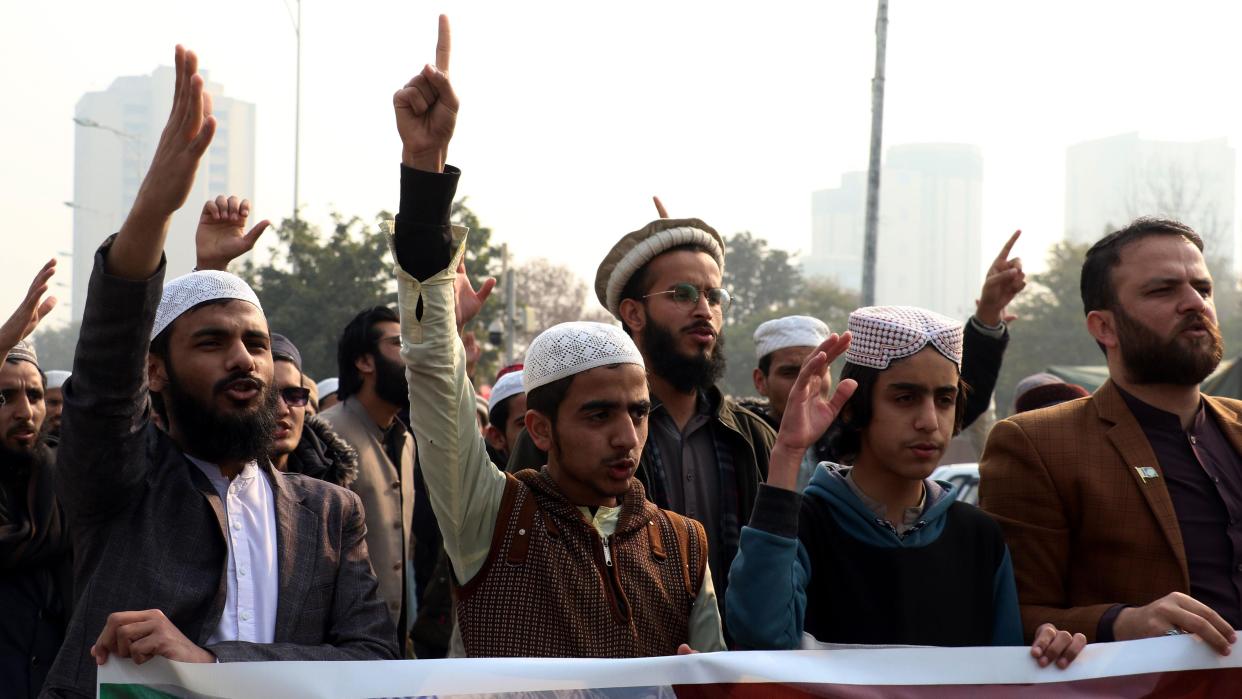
left=727, top=306, right=1085, bottom=668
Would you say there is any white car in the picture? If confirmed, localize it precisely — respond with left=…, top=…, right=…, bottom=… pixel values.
left=930, top=463, right=980, bottom=506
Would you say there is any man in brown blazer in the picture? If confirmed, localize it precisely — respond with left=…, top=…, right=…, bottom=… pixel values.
left=980, top=217, right=1240, bottom=655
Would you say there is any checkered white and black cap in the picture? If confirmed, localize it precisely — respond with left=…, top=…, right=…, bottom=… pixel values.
left=523, top=322, right=645, bottom=393
left=152, top=270, right=263, bottom=340
left=845, top=306, right=963, bottom=370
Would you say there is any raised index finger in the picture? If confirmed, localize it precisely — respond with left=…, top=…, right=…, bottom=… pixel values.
left=435, top=14, right=451, bottom=73
left=994, top=229, right=1021, bottom=265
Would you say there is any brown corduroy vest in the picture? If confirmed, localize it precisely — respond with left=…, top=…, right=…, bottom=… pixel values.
left=455, top=469, right=707, bottom=657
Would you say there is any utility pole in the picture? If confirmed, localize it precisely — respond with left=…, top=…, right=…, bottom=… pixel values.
left=293, top=0, right=302, bottom=223
left=503, top=244, right=516, bottom=366
left=861, top=0, right=889, bottom=306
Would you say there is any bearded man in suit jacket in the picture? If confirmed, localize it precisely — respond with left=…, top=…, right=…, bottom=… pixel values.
left=43, top=46, right=395, bottom=699
left=980, top=217, right=1240, bottom=655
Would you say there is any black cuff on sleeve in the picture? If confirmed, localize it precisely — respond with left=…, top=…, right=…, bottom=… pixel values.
left=394, top=164, right=461, bottom=281
left=1096, top=604, right=1128, bottom=642
left=747, top=483, right=803, bottom=538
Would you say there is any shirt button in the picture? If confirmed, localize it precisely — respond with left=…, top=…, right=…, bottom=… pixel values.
left=393, top=563, right=401, bottom=572
left=240, top=611, right=252, bottom=622
left=391, top=482, right=400, bottom=490
left=239, top=567, right=248, bottom=577
left=1190, top=435, right=1198, bottom=444
left=231, top=520, right=242, bottom=531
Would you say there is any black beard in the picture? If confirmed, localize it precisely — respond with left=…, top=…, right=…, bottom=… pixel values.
left=1115, top=305, right=1224, bottom=386
left=161, top=361, right=279, bottom=465
left=373, top=351, right=410, bottom=409
left=0, top=436, right=47, bottom=480
left=641, top=318, right=727, bottom=394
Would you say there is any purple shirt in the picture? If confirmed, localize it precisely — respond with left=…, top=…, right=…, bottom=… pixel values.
left=1119, top=387, right=1242, bottom=630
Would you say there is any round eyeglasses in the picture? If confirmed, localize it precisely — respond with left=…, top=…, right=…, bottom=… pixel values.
left=643, top=283, right=732, bottom=312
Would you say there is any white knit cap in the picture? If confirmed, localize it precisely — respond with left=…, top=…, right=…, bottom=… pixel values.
left=152, top=271, right=263, bottom=340
left=45, top=370, right=71, bottom=389
left=316, top=377, right=340, bottom=398
left=845, top=306, right=963, bottom=370
left=523, top=322, right=645, bottom=393
left=594, top=218, right=726, bottom=320
left=488, top=370, right=526, bottom=414
left=754, top=315, right=831, bottom=361
left=5, top=339, right=39, bottom=368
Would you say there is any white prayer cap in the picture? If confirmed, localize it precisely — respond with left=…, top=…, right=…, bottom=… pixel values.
left=595, top=218, right=726, bottom=320
left=754, top=315, right=831, bottom=362
left=845, top=306, right=963, bottom=370
left=152, top=271, right=263, bottom=340
left=316, top=377, right=340, bottom=398
left=523, top=322, right=645, bottom=393
left=488, top=370, right=526, bottom=414
left=45, top=370, right=71, bottom=389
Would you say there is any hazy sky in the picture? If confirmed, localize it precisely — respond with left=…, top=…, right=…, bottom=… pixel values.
left=4, top=1, right=1241, bottom=330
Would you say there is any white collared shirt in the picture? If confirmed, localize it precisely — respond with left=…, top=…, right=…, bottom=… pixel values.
left=188, top=457, right=279, bottom=645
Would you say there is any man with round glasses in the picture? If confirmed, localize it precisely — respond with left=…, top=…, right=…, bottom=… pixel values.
left=595, top=218, right=777, bottom=635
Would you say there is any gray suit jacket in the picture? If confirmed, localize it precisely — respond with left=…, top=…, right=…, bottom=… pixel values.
left=44, top=242, right=396, bottom=698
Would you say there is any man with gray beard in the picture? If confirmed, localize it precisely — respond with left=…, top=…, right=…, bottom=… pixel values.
left=981, top=218, right=1241, bottom=654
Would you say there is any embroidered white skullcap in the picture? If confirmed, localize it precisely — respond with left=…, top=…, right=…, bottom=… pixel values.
left=316, top=377, right=340, bottom=398
left=45, top=370, right=71, bottom=389
left=5, top=339, right=39, bottom=368
left=488, top=370, right=526, bottom=414
left=152, top=270, right=263, bottom=341
left=845, top=306, right=963, bottom=370
left=594, top=218, right=726, bottom=320
left=523, top=321, right=645, bottom=393
left=754, top=315, right=831, bottom=361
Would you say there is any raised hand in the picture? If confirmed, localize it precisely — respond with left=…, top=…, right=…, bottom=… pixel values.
left=0, top=260, right=57, bottom=356
left=975, top=230, right=1026, bottom=326
left=393, top=15, right=458, bottom=172
left=769, top=333, right=857, bottom=491
left=195, top=195, right=271, bottom=271
left=653, top=196, right=670, bottom=218
left=454, top=260, right=496, bottom=333
left=111, top=45, right=216, bottom=280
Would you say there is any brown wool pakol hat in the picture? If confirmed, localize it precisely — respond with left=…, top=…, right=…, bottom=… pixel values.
left=845, top=306, right=964, bottom=371
left=594, top=218, right=725, bottom=320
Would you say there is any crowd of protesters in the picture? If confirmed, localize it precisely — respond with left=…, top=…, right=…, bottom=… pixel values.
left=4, top=15, right=1240, bottom=699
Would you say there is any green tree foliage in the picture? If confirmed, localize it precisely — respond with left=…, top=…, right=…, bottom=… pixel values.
left=238, top=213, right=396, bottom=381
left=724, top=232, right=804, bottom=322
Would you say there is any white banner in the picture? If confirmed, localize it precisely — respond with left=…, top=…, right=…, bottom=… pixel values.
left=98, top=635, right=1242, bottom=698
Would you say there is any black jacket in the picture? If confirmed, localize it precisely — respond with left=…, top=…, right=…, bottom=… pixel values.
left=284, top=415, right=359, bottom=489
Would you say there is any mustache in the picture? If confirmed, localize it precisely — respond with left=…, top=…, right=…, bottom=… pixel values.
left=681, top=320, right=716, bottom=335
left=1177, top=314, right=1217, bottom=334
left=5, top=421, right=37, bottom=438
left=213, top=371, right=267, bottom=397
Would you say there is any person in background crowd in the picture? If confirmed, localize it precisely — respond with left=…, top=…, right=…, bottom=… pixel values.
left=301, top=374, right=320, bottom=416
left=744, top=315, right=831, bottom=491
left=1011, top=373, right=1090, bottom=414
left=41, top=370, right=70, bottom=448
left=981, top=218, right=1240, bottom=654
left=728, top=306, right=1086, bottom=669
left=45, top=47, right=394, bottom=698
left=319, top=306, right=417, bottom=652
left=484, top=367, right=526, bottom=466
left=270, top=334, right=357, bottom=489
left=1, top=261, right=70, bottom=699
left=317, top=377, right=340, bottom=412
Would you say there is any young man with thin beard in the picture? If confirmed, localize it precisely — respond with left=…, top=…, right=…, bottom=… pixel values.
left=981, top=217, right=1241, bottom=654
left=1, top=264, right=70, bottom=698
left=318, top=305, right=417, bottom=650
left=389, top=16, right=725, bottom=657
left=43, top=45, right=394, bottom=699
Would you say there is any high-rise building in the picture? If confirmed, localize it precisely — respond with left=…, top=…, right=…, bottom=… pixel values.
left=1065, top=133, right=1236, bottom=262
left=71, top=67, right=255, bottom=321
left=805, top=143, right=983, bottom=319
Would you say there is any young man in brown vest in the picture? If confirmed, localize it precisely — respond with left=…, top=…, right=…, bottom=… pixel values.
left=388, top=16, right=725, bottom=657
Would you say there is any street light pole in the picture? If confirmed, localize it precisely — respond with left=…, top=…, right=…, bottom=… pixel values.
left=861, top=0, right=889, bottom=307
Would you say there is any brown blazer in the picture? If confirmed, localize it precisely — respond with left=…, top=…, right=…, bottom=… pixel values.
left=979, top=379, right=1242, bottom=642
